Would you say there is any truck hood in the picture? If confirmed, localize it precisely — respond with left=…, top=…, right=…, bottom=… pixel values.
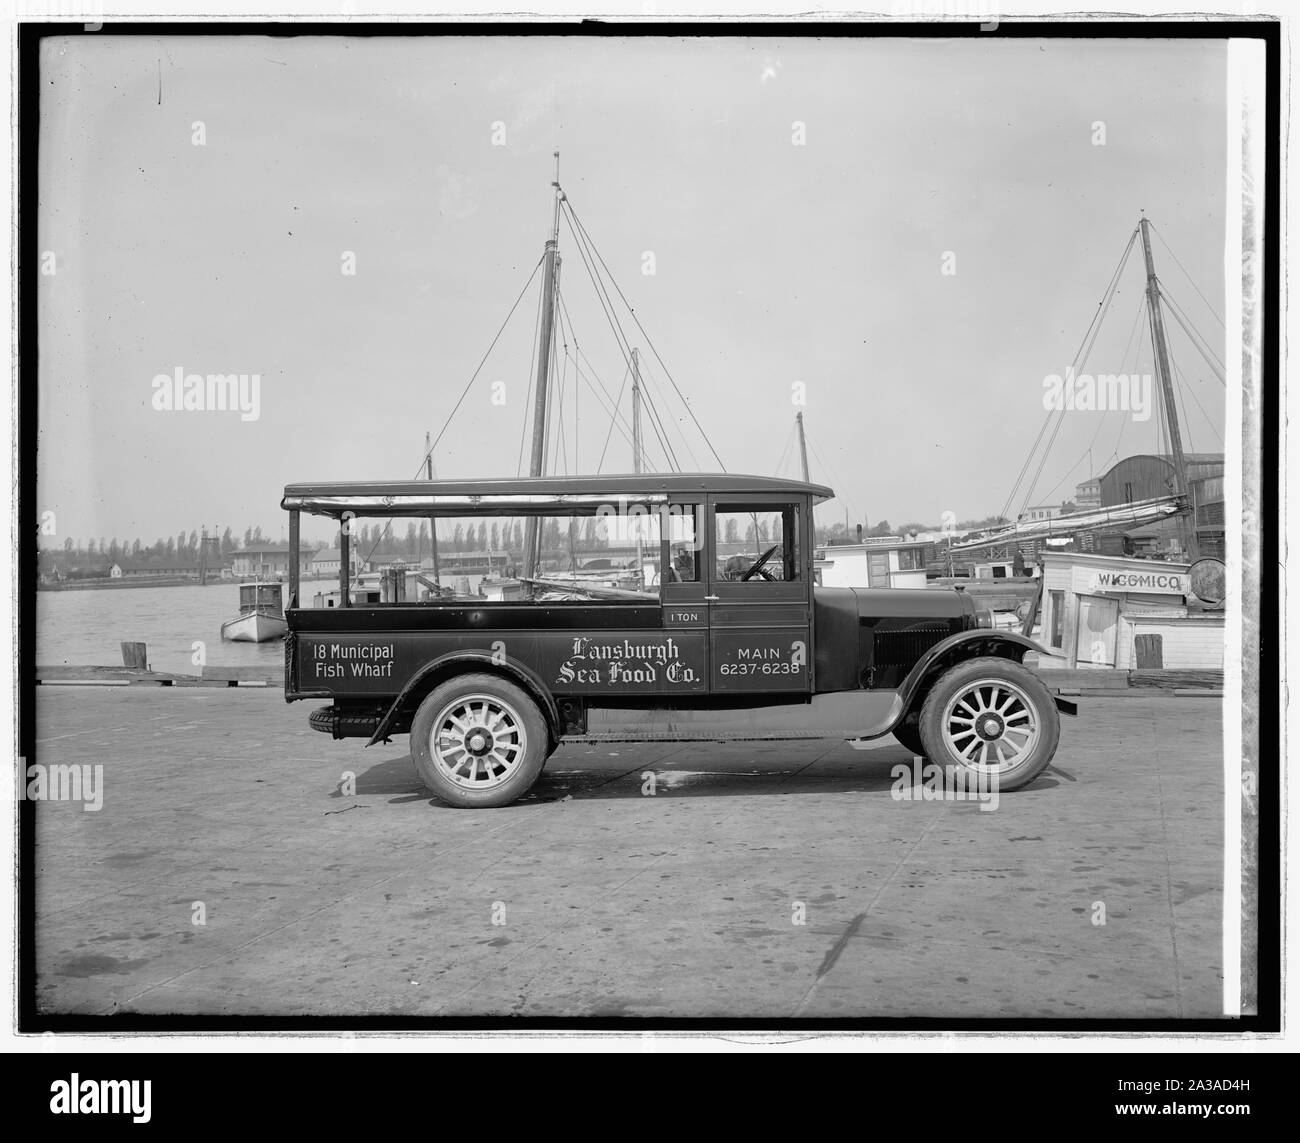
left=848, top=585, right=974, bottom=622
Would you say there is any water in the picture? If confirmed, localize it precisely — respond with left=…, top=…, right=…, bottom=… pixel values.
left=35, top=574, right=494, bottom=675
left=37, top=583, right=291, bottom=675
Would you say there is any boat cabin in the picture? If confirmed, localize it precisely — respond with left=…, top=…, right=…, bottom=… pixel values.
left=239, top=582, right=284, bottom=616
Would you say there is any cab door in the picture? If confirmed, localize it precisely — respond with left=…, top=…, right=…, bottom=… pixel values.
left=656, top=499, right=711, bottom=692
left=705, top=495, right=813, bottom=694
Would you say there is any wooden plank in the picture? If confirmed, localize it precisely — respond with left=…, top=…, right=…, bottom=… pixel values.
left=1130, top=668, right=1223, bottom=690
left=1030, top=668, right=1130, bottom=692
left=119, top=641, right=148, bottom=669
left=36, top=665, right=199, bottom=686
left=1134, top=633, right=1164, bottom=669
left=200, top=666, right=282, bottom=686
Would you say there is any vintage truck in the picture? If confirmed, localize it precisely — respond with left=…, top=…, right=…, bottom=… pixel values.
left=281, top=474, right=1074, bottom=807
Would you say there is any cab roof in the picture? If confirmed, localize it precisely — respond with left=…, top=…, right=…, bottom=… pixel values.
left=282, top=473, right=835, bottom=517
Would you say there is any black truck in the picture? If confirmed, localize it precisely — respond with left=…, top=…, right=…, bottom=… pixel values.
left=281, top=474, right=1073, bottom=806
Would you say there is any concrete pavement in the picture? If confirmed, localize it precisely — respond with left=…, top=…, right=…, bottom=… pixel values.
left=30, top=687, right=1225, bottom=1019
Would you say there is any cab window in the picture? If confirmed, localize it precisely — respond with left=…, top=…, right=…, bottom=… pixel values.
left=714, top=504, right=801, bottom=583
left=654, top=504, right=701, bottom=585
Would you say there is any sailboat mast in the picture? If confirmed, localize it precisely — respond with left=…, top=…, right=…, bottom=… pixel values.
left=631, top=348, right=644, bottom=475
left=795, top=411, right=810, bottom=483
left=631, top=348, right=645, bottom=585
left=523, top=152, right=563, bottom=586
left=425, top=429, right=441, bottom=588
left=1139, top=216, right=1197, bottom=561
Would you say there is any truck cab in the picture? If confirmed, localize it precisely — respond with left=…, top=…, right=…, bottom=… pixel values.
left=282, top=474, right=1072, bottom=806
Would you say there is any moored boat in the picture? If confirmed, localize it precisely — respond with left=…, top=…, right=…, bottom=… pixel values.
left=220, top=582, right=287, bottom=642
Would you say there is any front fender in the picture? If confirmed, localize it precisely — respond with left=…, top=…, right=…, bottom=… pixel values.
left=852, top=630, right=1058, bottom=741
left=899, top=629, right=1047, bottom=710
left=366, top=650, right=560, bottom=747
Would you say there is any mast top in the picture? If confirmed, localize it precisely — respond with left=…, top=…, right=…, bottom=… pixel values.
left=547, top=150, right=563, bottom=245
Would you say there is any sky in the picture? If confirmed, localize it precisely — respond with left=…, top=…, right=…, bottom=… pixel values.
left=37, top=33, right=1229, bottom=547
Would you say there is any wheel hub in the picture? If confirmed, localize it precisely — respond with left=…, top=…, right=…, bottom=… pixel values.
left=465, top=728, right=493, bottom=755
left=976, top=713, right=1005, bottom=741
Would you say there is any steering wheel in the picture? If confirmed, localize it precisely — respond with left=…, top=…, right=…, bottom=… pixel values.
left=740, top=544, right=781, bottom=581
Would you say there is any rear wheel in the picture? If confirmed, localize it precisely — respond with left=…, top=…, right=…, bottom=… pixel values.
left=917, top=657, right=1059, bottom=791
left=410, top=674, right=549, bottom=807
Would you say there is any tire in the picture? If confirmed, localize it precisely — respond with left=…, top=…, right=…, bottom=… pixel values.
left=917, top=657, right=1059, bottom=792
left=409, top=673, right=549, bottom=808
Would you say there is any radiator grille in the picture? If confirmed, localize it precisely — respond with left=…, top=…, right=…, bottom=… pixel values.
left=872, top=625, right=950, bottom=667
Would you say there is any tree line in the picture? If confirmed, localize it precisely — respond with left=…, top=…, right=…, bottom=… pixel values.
left=41, top=526, right=282, bottom=568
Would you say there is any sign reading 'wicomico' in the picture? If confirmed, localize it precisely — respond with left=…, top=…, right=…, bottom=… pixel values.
left=1088, top=570, right=1190, bottom=595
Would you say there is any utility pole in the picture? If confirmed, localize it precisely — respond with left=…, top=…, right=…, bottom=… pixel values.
left=1139, top=215, right=1198, bottom=561
left=795, top=411, right=810, bottom=483
left=523, top=152, right=563, bottom=589
left=426, top=430, right=441, bottom=589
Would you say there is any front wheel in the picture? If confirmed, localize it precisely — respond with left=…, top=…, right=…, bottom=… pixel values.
left=410, top=674, right=549, bottom=807
left=917, top=657, right=1059, bottom=792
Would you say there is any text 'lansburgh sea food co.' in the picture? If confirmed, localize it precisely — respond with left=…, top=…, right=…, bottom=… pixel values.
left=311, top=642, right=395, bottom=678
left=558, top=636, right=699, bottom=686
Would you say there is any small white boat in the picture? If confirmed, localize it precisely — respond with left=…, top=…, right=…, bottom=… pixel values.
left=221, top=582, right=287, bottom=642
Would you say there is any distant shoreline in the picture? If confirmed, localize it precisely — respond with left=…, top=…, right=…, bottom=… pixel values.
left=38, top=574, right=338, bottom=592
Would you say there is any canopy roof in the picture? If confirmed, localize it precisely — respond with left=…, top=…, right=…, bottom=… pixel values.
left=282, top=473, right=835, bottom=517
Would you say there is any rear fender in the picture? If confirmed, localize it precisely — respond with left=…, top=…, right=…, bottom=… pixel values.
left=367, top=651, right=560, bottom=747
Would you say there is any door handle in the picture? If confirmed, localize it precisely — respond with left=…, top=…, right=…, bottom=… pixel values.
left=704, top=595, right=720, bottom=602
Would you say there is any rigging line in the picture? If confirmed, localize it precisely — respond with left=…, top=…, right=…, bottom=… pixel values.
left=999, top=228, right=1139, bottom=521
left=999, top=409, right=1058, bottom=523
left=549, top=317, right=568, bottom=475
left=1165, top=333, right=1196, bottom=456
left=365, top=253, right=545, bottom=572
left=1157, top=281, right=1228, bottom=382
left=564, top=198, right=727, bottom=470
left=555, top=273, right=634, bottom=430
left=1149, top=221, right=1226, bottom=329
left=1167, top=332, right=1222, bottom=449
left=568, top=352, right=651, bottom=470
left=562, top=335, right=646, bottom=464
left=1109, top=324, right=1147, bottom=463
left=557, top=290, right=650, bottom=468
left=1019, top=230, right=1138, bottom=517
left=631, top=362, right=685, bottom=471
left=555, top=289, right=579, bottom=473
left=1036, top=448, right=1097, bottom=507
left=802, top=428, right=862, bottom=524
left=560, top=204, right=636, bottom=372
left=417, top=252, right=545, bottom=477
left=596, top=361, right=633, bottom=474
left=1157, top=281, right=1228, bottom=385
left=1147, top=297, right=1170, bottom=464
left=628, top=368, right=675, bottom=472
left=774, top=419, right=797, bottom=477
left=1048, top=291, right=1150, bottom=499
left=1176, top=372, right=1224, bottom=447
left=634, top=353, right=700, bottom=470
left=1120, top=290, right=1149, bottom=375
left=517, top=264, right=547, bottom=477
left=1156, top=278, right=1226, bottom=369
